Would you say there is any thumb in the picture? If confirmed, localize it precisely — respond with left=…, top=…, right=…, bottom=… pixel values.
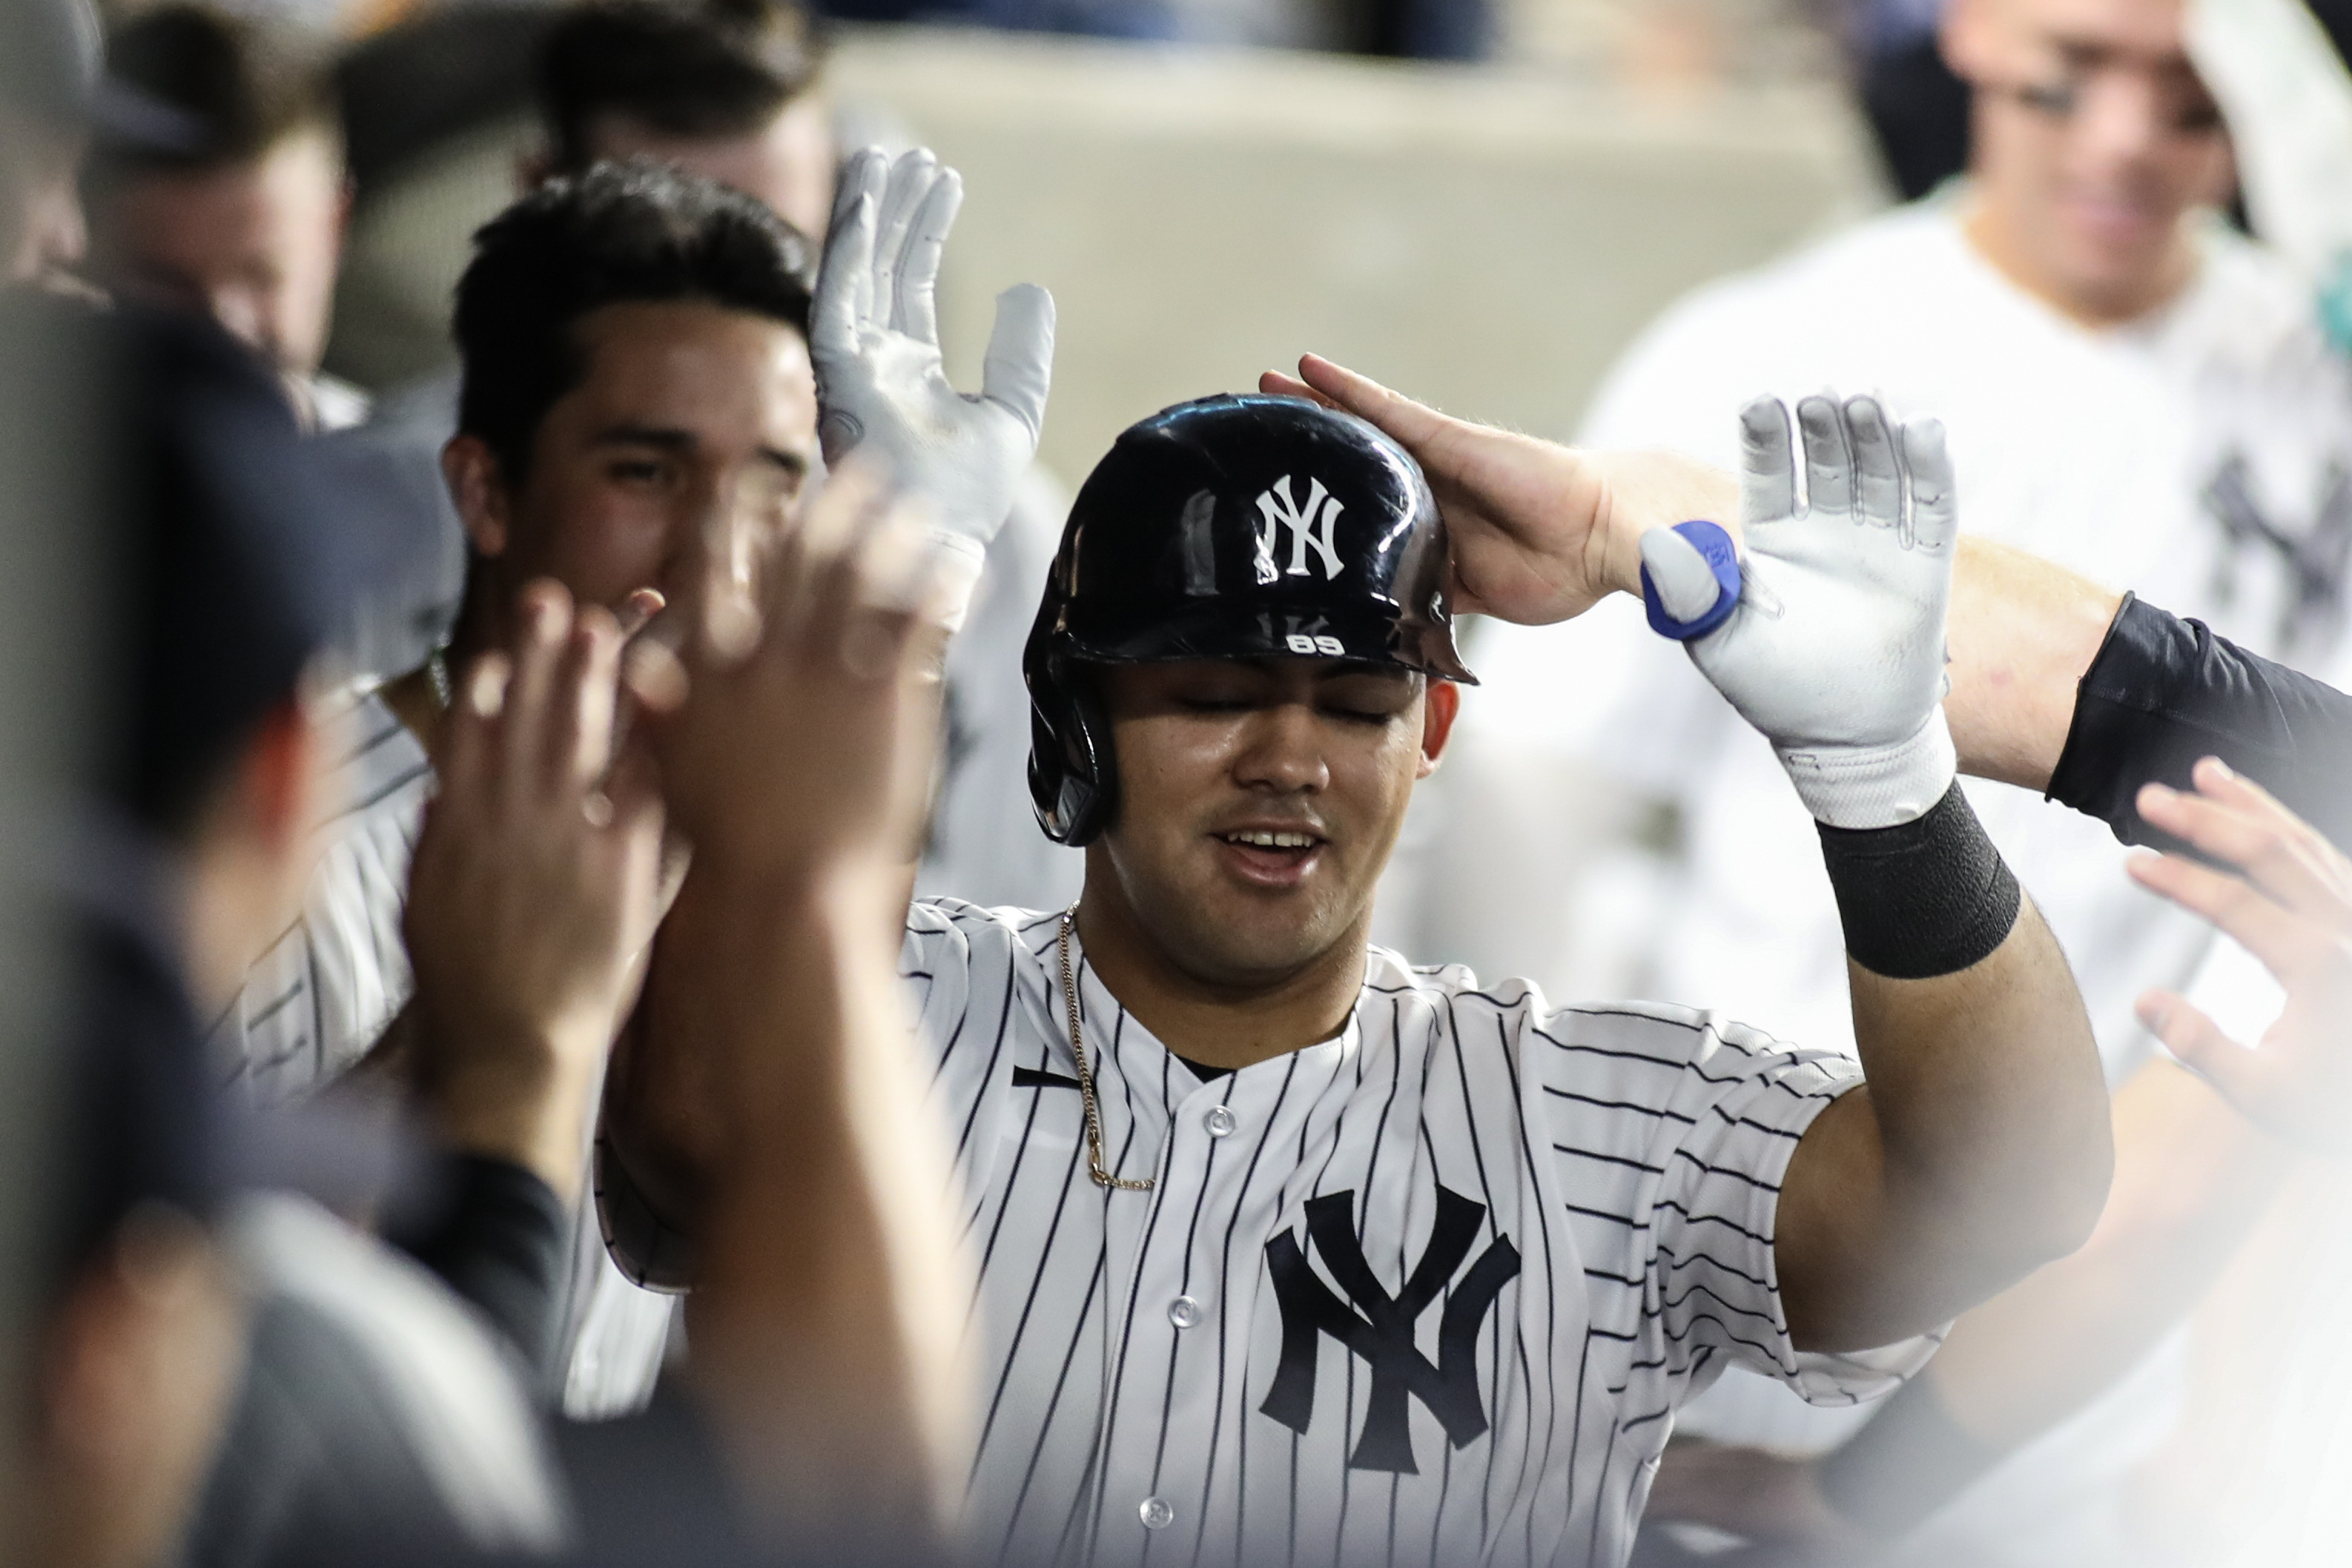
left=980, top=283, right=1055, bottom=443
left=2139, top=988, right=2261, bottom=1099
left=1641, top=527, right=1725, bottom=626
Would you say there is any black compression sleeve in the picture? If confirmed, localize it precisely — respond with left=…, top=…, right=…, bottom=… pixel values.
left=1817, top=784, right=2022, bottom=979
left=2049, top=594, right=2352, bottom=854
left=387, top=1153, right=569, bottom=1391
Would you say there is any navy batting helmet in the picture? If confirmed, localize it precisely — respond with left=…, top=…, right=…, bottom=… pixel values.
left=1024, top=393, right=1476, bottom=847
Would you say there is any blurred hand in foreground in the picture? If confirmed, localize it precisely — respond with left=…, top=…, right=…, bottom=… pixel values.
left=2131, top=757, right=2352, bottom=1160
left=1258, top=353, right=1736, bottom=623
left=628, top=458, right=958, bottom=881
left=403, top=580, right=668, bottom=1198
left=614, top=460, right=976, bottom=1552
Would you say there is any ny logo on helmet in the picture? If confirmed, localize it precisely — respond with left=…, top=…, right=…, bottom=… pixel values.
left=1253, top=475, right=1345, bottom=585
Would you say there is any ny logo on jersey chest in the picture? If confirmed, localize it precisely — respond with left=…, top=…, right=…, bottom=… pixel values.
left=1259, top=1185, right=1521, bottom=1474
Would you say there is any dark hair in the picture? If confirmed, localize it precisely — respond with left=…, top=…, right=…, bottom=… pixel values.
left=90, top=3, right=337, bottom=177
left=452, top=159, right=816, bottom=485
left=538, top=0, right=824, bottom=176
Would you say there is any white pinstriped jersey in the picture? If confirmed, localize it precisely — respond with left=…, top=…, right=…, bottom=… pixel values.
left=908, top=901, right=1937, bottom=1568
left=214, top=692, right=430, bottom=1102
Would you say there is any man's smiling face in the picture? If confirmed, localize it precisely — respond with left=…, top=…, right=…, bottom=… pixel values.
left=1089, top=657, right=1459, bottom=991
left=485, top=297, right=820, bottom=616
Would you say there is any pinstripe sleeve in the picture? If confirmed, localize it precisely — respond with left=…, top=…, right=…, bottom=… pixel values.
left=1644, top=1013, right=1940, bottom=1405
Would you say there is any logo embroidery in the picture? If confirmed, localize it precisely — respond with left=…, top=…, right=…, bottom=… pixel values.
left=1259, top=1185, right=1522, bottom=1474
left=1253, top=475, right=1345, bottom=584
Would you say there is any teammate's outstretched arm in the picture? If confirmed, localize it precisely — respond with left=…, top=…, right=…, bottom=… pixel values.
left=1266, top=355, right=2352, bottom=853
left=1676, top=395, right=2111, bottom=1349
left=609, top=464, right=973, bottom=1552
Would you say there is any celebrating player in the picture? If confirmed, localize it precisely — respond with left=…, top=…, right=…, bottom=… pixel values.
left=601, top=164, right=2112, bottom=1560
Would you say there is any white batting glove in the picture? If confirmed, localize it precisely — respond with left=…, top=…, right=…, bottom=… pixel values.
left=811, top=147, right=1056, bottom=607
left=1642, top=394, right=1960, bottom=830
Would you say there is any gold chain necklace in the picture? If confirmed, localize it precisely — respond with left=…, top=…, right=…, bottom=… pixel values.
left=1059, top=905, right=1154, bottom=1192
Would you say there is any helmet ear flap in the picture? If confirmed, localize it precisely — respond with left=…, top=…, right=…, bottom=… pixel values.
left=1028, top=655, right=1117, bottom=847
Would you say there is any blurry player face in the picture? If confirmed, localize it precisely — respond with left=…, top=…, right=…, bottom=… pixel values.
left=1090, top=658, right=1459, bottom=989
left=457, top=299, right=819, bottom=632
left=1943, top=0, right=2233, bottom=322
left=584, top=96, right=836, bottom=242
left=92, top=128, right=348, bottom=377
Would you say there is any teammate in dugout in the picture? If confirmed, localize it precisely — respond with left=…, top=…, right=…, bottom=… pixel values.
left=599, top=164, right=2112, bottom=1568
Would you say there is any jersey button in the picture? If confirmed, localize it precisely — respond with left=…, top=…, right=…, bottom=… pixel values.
left=1139, top=1496, right=1175, bottom=1530
left=1204, top=1105, right=1237, bottom=1138
left=1169, top=1294, right=1201, bottom=1329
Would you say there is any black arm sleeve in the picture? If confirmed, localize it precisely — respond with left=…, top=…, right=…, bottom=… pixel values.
left=385, top=1153, right=569, bottom=1390
left=2047, top=593, right=2352, bottom=855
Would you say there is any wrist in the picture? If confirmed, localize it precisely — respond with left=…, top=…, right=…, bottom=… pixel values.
left=1591, top=450, right=1742, bottom=600
left=414, top=1011, right=606, bottom=1200
left=1778, top=709, right=1959, bottom=830
left=1817, top=781, right=2022, bottom=980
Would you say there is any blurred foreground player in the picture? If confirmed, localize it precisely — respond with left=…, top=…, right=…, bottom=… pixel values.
left=7, top=293, right=974, bottom=1567
left=604, top=371, right=2112, bottom=1563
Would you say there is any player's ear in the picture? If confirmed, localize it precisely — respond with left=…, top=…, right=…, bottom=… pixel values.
left=442, top=434, right=512, bottom=558
left=1416, top=678, right=1461, bottom=778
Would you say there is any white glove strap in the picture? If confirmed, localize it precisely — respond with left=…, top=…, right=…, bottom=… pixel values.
left=1774, top=709, right=1958, bottom=830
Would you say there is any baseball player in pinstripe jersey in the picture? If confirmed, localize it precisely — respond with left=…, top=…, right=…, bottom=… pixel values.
left=601, top=162, right=2115, bottom=1568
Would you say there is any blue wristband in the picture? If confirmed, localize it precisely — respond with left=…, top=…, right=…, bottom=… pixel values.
left=1638, top=519, right=1741, bottom=641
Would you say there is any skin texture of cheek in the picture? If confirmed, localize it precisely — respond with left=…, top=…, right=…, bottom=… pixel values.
left=510, top=486, right=675, bottom=614
left=1100, top=710, right=1423, bottom=990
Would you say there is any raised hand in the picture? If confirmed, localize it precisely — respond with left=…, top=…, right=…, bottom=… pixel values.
left=1653, top=394, right=1960, bottom=829
left=631, top=459, right=959, bottom=879
left=403, top=581, right=667, bottom=1198
left=2130, top=758, right=2352, bottom=1159
left=1259, top=353, right=1736, bottom=623
left=812, top=146, right=1054, bottom=608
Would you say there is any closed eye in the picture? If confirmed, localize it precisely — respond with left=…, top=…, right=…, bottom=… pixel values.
left=607, top=457, right=671, bottom=486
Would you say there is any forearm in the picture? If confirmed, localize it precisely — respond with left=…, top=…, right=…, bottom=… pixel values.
left=681, top=861, right=968, bottom=1551
left=598, top=876, right=736, bottom=1243
left=1945, top=537, right=2122, bottom=790
left=1782, top=893, right=2110, bottom=1350
left=2047, top=596, right=2352, bottom=853
left=1814, top=1062, right=2293, bottom=1538
left=1924, top=1060, right=2290, bottom=1444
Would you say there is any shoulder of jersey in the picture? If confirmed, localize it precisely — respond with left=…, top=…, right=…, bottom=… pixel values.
left=908, top=896, right=1065, bottom=945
